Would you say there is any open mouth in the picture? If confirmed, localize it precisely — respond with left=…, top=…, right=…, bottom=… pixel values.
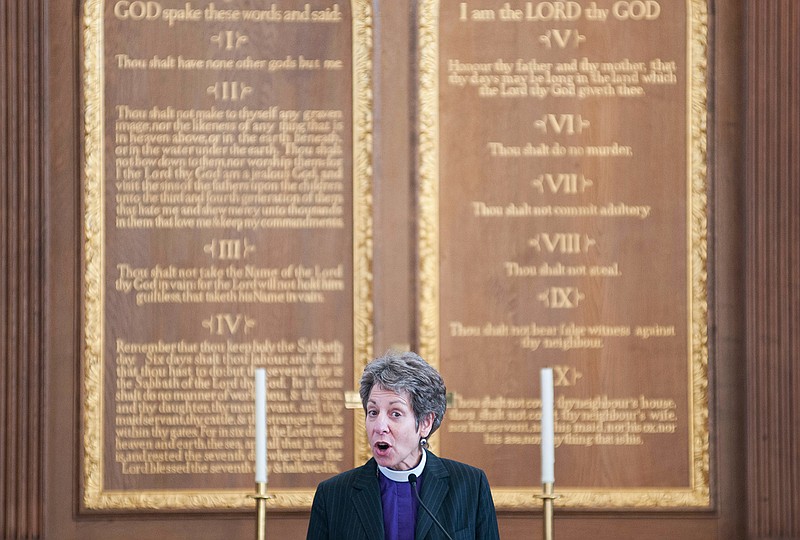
left=376, top=442, right=390, bottom=451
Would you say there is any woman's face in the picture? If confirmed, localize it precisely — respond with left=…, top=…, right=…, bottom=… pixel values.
left=366, top=385, right=433, bottom=470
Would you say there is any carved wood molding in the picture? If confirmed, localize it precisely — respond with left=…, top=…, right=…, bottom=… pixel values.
left=745, top=1, right=800, bottom=538
left=0, top=0, right=46, bottom=538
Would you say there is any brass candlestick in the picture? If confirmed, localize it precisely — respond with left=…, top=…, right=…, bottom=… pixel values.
left=535, top=482, right=559, bottom=540
left=250, top=482, right=274, bottom=540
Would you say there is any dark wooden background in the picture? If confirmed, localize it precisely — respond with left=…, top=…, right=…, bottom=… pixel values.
left=2, top=0, right=798, bottom=538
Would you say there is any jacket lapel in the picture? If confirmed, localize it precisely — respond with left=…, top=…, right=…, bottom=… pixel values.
left=352, top=459, right=385, bottom=540
left=415, top=453, right=450, bottom=540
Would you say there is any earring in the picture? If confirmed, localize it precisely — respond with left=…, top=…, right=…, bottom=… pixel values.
left=419, top=437, right=428, bottom=448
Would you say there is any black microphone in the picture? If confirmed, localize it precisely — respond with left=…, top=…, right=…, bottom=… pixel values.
left=408, top=473, right=454, bottom=540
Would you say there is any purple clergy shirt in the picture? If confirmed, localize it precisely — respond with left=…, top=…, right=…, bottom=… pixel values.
left=378, top=472, right=422, bottom=540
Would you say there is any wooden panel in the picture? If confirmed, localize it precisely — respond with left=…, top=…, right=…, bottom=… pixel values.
left=79, top=0, right=373, bottom=512
left=745, top=1, right=800, bottom=537
left=1, top=1, right=45, bottom=538
left=711, top=0, right=749, bottom=536
left=417, top=0, right=710, bottom=509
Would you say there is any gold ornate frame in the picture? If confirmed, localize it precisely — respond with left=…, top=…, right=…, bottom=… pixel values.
left=417, top=0, right=709, bottom=509
left=81, top=0, right=373, bottom=510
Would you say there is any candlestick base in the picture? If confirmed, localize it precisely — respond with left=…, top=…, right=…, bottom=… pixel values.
left=534, top=482, right=560, bottom=540
left=248, top=482, right=275, bottom=540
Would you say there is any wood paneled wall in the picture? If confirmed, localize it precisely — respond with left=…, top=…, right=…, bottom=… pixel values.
left=0, top=0, right=799, bottom=538
left=1, top=1, right=45, bottom=539
left=745, top=1, right=800, bottom=538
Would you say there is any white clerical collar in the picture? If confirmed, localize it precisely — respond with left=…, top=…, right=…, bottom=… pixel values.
left=378, top=449, right=427, bottom=482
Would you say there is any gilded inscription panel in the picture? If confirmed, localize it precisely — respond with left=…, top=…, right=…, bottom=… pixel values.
left=82, top=0, right=373, bottom=510
left=418, top=0, right=709, bottom=508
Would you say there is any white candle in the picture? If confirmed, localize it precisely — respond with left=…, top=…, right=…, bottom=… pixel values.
left=255, top=368, right=267, bottom=483
left=540, top=368, right=555, bottom=484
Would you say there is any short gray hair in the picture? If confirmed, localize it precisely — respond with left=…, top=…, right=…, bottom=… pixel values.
left=359, top=350, right=447, bottom=437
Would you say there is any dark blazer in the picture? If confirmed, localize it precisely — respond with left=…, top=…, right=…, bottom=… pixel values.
left=306, top=452, right=500, bottom=540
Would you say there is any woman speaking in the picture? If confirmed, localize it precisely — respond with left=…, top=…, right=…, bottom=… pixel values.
left=307, top=350, right=500, bottom=540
